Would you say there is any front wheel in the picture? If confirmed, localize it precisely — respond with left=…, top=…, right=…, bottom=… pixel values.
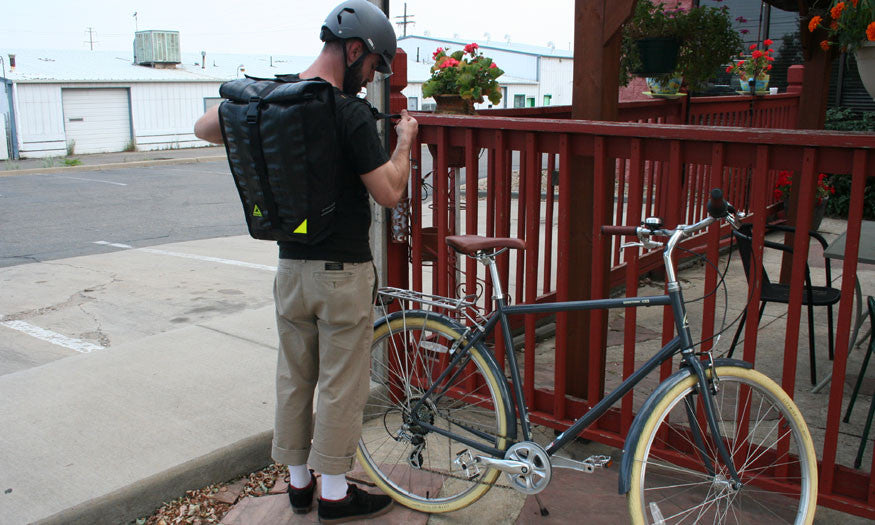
left=356, top=311, right=512, bottom=513
left=628, top=365, right=818, bottom=524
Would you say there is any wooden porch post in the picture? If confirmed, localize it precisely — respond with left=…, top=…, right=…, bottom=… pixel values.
left=565, top=0, right=636, bottom=398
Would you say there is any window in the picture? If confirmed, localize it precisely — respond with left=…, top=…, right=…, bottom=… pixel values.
left=526, top=97, right=535, bottom=107
left=204, top=97, right=222, bottom=112
left=514, top=94, right=525, bottom=108
left=422, top=102, right=436, bottom=112
left=543, top=94, right=552, bottom=106
left=407, top=97, right=418, bottom=111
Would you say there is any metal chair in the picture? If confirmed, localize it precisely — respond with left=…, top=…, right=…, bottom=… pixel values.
left=728, top=223, right=842, bottom=385
left=842, top=296, right=875, bottom=469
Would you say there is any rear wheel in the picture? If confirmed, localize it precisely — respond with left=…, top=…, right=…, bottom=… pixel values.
left=357, top=311, right=512, bottom=513
left=627, top=366, right=817, bottom=524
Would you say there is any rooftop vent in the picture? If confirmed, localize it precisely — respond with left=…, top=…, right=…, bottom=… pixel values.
left=133, top=30, right=181, bottom=67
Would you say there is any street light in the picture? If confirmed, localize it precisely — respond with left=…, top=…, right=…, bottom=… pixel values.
left=236, top=64, right=245, bottom=77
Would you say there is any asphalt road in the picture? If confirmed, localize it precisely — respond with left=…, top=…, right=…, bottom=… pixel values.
left=0, top=161, right=246, bottom=267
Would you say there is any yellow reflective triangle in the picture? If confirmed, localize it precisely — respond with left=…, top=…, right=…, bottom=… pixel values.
left=252, top=204, right=263, bottom=217
left=293, top=219, right=307, bottom=234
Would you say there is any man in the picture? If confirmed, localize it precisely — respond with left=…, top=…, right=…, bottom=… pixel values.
left=194, top=1, right=417, bottom=522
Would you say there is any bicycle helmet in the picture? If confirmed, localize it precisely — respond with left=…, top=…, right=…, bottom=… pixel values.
left=321, top=0, right=397, bottom=74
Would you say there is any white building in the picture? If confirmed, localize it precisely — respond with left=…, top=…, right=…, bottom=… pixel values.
left=0, top=34, right=313, bottom=159
left=398, top=35, right=574, bottom=110
left=0, top=32, right=575, bottom=160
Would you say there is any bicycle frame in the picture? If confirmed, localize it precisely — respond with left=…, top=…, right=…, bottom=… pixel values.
left=407, top=215, right=742, bottom=484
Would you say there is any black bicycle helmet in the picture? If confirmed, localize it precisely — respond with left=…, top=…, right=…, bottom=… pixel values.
left=321, top=0, right=397, bottom=74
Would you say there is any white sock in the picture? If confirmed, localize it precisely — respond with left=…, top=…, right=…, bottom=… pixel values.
left=287, top=464, right=311, bottom=489
left=320, top=473, right=349, bottom=500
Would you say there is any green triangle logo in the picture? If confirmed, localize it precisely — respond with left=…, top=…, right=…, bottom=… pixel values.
left=293, top=219, right=307, bottom=234
left=252, top=204, right=263, bottom=217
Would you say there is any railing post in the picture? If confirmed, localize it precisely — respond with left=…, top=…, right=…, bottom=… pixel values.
left=387, top=48, right=408, bottom=289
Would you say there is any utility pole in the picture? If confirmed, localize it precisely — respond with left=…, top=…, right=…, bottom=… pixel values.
left=394, top=2, right=415, bottom=37
left=84, top=27, right=98, bottom=50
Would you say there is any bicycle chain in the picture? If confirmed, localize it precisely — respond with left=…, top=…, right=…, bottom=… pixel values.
left=392, top=411, right=520, bottom=491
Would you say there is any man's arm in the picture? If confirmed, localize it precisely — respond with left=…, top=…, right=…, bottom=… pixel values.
left=194, top=105, right=224, bottom=145
left=360, top=110, right=418, bottom=208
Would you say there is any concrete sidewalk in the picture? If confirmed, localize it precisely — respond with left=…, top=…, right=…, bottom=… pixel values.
left=0, top=145, right=226, bottom=175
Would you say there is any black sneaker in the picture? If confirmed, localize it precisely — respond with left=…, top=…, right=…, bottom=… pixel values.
left=317, top=484, right=393, bottom=524
left=288, top=470, right=316, bottom=514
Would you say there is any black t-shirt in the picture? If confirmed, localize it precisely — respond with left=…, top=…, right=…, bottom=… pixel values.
left=278, top=79, right=389, bottom=262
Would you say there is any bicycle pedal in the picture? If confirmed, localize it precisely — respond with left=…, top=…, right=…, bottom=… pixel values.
left=584, top=454, right=613, bottom=469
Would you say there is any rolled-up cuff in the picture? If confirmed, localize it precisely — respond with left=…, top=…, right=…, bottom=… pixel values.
left=272, top=440, right=311, bottom=467
left=308, top=447, right=356, bottom=475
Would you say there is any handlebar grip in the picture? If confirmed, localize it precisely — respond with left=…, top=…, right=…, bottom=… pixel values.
left=707, top=188, right=728, bottom=218
left=601, top=225, right=639, bottom=236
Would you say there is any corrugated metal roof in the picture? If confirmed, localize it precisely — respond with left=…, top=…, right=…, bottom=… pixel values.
left=0, top=49, right=313, bottom=83
left=399, top=35, right=574, bottom=59
left=405, top=60, right=537, bottom=85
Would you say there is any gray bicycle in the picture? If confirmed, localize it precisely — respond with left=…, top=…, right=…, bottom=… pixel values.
left=357, top=189, right=817, bottom=524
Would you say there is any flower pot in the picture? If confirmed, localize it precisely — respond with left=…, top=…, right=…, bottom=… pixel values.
left=634, top=38, right=680, bottom=76
left=855, top=41, right=875, bottom=99
left=784, top=197, right=828, bottom=231
left=737, top=74, right=770, bottom=94
left=428, top=95, right=474, bottom=168
left=646, top=76, right=683, bottom=95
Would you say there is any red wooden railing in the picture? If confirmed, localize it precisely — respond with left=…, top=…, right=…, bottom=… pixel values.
left=387, top=55, right=875, bottom=518
left=389, top=114, right=875, bottom=519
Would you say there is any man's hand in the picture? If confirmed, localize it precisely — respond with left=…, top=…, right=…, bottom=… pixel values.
left=394, top=109, right=418, bottom=148
left=361, top=109, right=419, bottom=208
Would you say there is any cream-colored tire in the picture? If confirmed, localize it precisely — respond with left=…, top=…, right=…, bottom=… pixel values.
left=357, top=312, right=511, bottom=513
left=627, top=366, right=817, bottom=524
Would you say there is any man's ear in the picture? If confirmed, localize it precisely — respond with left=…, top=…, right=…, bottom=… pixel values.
left=345, top=39, right=365, bottom=64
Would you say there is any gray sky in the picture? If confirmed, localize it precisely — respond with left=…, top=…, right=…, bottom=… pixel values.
left=1, top=0, right=575, bottom=56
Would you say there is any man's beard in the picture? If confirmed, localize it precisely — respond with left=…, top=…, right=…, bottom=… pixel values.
left=342, top=59, right=366, bottom=95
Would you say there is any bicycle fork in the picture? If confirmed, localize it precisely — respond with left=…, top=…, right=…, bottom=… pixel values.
left=683, top=353, right=743, bottom=488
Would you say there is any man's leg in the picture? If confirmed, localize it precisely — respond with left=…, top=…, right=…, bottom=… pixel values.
left=271, top=259, right=319, bottom=473
left=307, top=260, right=376, bottom=476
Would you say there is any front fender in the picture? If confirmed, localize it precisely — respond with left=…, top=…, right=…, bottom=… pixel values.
left=617, top=358, right=753, bottom=495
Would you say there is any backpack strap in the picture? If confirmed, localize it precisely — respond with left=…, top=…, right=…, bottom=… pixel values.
left=246, top=81, right=283, bottom=228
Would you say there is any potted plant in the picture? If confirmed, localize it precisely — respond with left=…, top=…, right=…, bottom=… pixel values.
left=727, top=39, right=776, bottom=94
left=621, top=1, right=742, bottom=94
left=773, top=170, right=836, bottom=230
left=423, top=43, right=504, bottom=167
left=622, top=0, right=686, bottom=80
left=807, top=0, right=875, bottom=97
left=422, top=43, right=505, bottom=114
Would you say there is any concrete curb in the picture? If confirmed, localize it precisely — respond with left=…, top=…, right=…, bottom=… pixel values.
left=0, top=155, right=226, bottom=177
left=33, top=430, right=273, bottom=525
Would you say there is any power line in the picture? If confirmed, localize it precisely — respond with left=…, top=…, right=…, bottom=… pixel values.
left=394, top=2, right=415, bottom=37
left=84, top=27, right=98, bottom=50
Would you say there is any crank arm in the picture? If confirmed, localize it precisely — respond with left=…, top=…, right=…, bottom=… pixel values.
left=474, top=456, right=529, bottom=475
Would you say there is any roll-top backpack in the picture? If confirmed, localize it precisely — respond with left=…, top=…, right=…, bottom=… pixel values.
left=218, top=76, right=340, bottom=244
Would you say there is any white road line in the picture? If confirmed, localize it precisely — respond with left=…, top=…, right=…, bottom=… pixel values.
left=0, top=320, right=104, bottom=353
left=93, top=241, right=276, bottom=272
left=55, top=176, right=127, bottom=186
left=140, top=248, right=277, bottom=272
left=94, top=241, right=134, bottom=249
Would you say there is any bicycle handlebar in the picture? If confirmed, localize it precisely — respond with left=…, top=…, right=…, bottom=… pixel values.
left=601, top=225, right=640, bottom=236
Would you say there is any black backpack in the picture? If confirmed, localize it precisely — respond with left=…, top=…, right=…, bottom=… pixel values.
left=218, top=76, right=340, bottom=244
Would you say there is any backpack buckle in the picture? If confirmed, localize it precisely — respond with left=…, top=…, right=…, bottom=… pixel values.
left=246, top=96, right=261, bottom=125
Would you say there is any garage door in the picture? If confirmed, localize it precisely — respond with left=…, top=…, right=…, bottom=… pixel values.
left=62, top=88, right=132, bottom=154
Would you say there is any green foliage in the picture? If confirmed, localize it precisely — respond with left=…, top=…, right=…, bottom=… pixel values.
left=821, top=108, right=875, bottom=219
left=620, top=1, right=742, bottom=91
left=63, top=158, right=81, bottom=166
left=824, top=107, right=875, bottom=131
left=66, top=140, right=75, bottom=156
left=422, top=43, right=505, bottom=105
left=824, top=172, right=875, bottom=219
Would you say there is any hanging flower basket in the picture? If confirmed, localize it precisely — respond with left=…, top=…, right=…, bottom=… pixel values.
left=634, top=38, right=680, bottom=76
left=856, top=41, right=875, bottom=99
